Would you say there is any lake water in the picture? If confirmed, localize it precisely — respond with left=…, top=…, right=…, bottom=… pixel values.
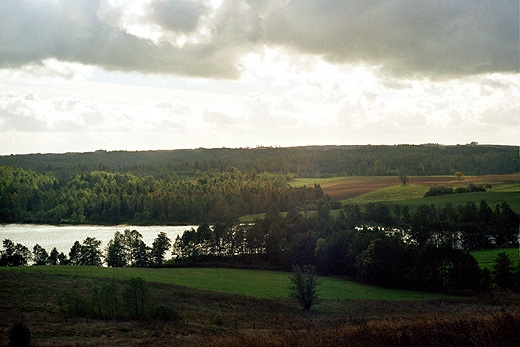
left=0, top=224, right=196, bottom=259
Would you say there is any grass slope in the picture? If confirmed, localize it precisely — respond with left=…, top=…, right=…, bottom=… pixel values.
left=341, top=184, right=429, bottom=204
left=0, top=266, right=446, bottom=301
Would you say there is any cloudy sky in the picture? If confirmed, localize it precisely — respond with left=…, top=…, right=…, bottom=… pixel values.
left=0, top=0, right=518, bottom=155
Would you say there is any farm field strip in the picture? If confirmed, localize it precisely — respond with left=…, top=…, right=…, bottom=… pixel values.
left=289, top=174, right=520, bottom=213
left=292, top=174, right=520, bottom=201
left=0, top=266, right=447, bottom=301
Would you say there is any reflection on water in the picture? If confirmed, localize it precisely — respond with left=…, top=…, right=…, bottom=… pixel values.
left=0, top=224, right=194, bottom=259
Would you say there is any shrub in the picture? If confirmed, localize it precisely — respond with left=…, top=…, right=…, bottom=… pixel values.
left=211, top=314, right=224, bottom=326
left=424, top=186, right=453, bottom=197
left=123, top=277, right=150, bottom=320
left=8, top=322, right=31, bottom=347
left=290, top=265, right=320, bottom=310
left=150, top=304, right=180, bottom=322
left=493, top=252, right=515, bottom=291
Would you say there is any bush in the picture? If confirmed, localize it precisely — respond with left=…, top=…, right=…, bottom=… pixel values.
left=123, top=277, right=150, bottom=320
left=211, top=314, right=224, bottom=326
left=290, top=265, right=320, bottom=310
left=57, top=291, right=90, bottom=318
left=493, top=252, right=516, bottom=291
left=8, top=322, right=31, bottom=347
left=150, top=304, right=180, bottom=322
left=424, top=186, right=454, bottom=197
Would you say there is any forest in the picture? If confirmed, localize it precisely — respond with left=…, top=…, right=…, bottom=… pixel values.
left=0, top=166, right=322, bottom=224
left=1, top=144, right=518, bottom=179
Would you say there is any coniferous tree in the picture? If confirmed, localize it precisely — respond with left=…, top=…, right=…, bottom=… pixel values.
left=79, top=237, right=103, bottom=266
left=150, top=232, right=171, bottom=266
left=493, top=252, right=515, bottom=290
left=68, top=241, right=82, bottom=265
left=32, top=244, right=49, bottom=265
left=289, top=265, right=319, bottom=310
left=106, top=231, right=127, bottom=267
left=49, top=247, right=59, bottom=265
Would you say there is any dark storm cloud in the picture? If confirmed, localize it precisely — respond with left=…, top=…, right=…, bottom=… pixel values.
left=0, top=0, right=517, bottom=79
left=263, top=0, right=519, bottom=77
left=0, top=0, right=243, bottom=78
left=149, top=0, right=209, bottom=33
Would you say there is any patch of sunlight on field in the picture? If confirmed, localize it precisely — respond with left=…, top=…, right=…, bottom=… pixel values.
left=493, top=183, right=520, bottom=193
left=342, top=184, right=429, bottom=204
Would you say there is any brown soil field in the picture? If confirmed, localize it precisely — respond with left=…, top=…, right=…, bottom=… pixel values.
left=318, top=174, right=520, bottom=201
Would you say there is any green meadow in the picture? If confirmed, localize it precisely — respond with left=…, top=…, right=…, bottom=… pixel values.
left=0, top=266, right=446, bottom=301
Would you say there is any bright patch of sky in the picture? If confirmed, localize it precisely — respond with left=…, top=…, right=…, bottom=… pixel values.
left=0, top=0, right=518, bottom=155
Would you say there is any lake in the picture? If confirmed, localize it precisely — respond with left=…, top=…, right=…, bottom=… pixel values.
left=0, top=224, right=196, bottom=259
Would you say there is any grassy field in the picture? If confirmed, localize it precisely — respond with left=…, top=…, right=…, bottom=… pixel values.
left=0, top=266, right=445, bottom=301
left=471, top=247, right=520, bottom=270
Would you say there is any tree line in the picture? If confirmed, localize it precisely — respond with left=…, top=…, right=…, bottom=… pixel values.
left=0, top=229, right=171, bottom=267
left=0, top=166, right=323, bottom=224
left=1, top=144, right=517, bottom=180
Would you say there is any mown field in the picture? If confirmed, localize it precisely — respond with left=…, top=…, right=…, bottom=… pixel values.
left=1, top=267, right=519, bottom=347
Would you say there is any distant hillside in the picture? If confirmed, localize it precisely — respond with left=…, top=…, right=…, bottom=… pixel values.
left=0, top=144, right=517, bottom=179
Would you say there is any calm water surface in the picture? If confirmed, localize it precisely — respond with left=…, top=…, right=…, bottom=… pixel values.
left=0, top=224, right=195, bottom=258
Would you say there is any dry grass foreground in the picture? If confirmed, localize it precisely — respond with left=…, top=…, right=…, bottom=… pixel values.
left=1, top=271, right=519, bottom=347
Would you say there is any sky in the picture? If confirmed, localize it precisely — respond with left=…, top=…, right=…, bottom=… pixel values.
left=0, top=0, right=518, bottom=155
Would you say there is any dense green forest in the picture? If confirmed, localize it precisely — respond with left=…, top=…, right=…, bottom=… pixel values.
left=0, top=166, right=322, bottom=224
left=1, top=144, right=518, bottom=179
